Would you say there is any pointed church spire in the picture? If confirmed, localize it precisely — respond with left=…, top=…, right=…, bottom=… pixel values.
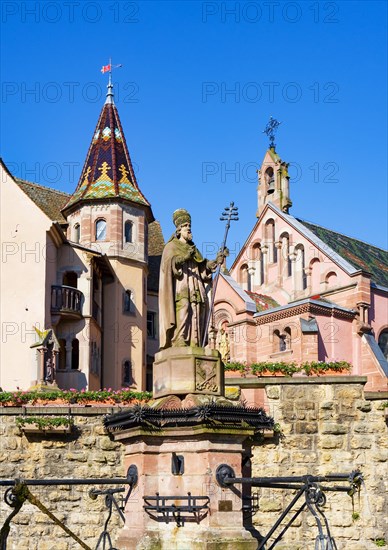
left=63, top=70, right=152, bottom=218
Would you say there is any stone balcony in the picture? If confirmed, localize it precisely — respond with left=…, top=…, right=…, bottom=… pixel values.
left=51, top=285, right=83, bottom=319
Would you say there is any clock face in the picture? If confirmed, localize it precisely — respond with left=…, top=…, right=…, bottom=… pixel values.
left=96, top=219, right=107, bottom=241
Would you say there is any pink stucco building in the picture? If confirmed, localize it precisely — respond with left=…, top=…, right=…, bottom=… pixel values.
left=214, top=146, right=388, bottom=392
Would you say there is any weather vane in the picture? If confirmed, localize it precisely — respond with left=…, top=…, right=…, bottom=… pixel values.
left=100, top=58, right=123, bottom=103
left=101, top=58, right=123, bottom=75
left=263, top=116, right=281, bottom=150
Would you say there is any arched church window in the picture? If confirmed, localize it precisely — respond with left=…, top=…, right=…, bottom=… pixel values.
left=265, top=219, right=277, bottom=263
left=124, top=220, right=133, bottom=243
left=240, top=264, right=249, bottom=290
left=284, top=327, right=292, bottom=349
left=95, top=219, right=107, bottom=241
left=273, top=330, right=281, bottom=352
left=74, top=223, right=80, bottom=243
left=378, top=329, right=388, bottom=360
left=280, top=233, right=292, bottom=278
left=273, top=328, right=291, bottom=352
left=295, top=244, right=307, bottom=291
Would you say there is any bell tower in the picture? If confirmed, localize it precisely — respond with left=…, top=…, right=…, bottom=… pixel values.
left=257, top=117, right=292, bottom=217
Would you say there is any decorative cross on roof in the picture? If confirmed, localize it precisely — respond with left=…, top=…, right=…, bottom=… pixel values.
left=263, top=116, right=282, bottom=150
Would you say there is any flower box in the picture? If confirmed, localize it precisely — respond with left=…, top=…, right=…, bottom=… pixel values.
left=21, top=423, right=72, bottom=434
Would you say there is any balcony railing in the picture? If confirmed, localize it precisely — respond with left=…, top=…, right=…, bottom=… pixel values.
left=51, top=285, right=83, bottom=317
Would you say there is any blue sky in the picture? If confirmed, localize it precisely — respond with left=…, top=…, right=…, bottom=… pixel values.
left=1, top=0, right=387, bottom=261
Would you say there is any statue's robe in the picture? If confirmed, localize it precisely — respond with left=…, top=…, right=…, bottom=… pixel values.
left=159, top=237, right=213, bottom=349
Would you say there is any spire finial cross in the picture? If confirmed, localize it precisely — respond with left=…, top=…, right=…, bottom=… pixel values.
left=263, top=116, right=281, bottom=150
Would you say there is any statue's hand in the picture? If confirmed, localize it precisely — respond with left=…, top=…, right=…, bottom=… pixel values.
left=174, top=256, right=186, bottom=268
left=216, top=247, right=229, bottom=265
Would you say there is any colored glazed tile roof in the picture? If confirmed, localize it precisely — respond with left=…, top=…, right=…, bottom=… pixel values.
left=15, top=178, right=69, bottom=223
left=64, top=95, right=150, bottom=211
left=147, top=221, right=165, bottom=292
left=298, top=219, right=388, bottom=287
left=148, top=220, right=165, bottom=256
left=246, top=291, right=280, bottom=312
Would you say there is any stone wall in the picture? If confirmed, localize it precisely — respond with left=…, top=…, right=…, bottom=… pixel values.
left=0, top=407, right=126, bottom=549
left=1, top=378, right=387, bottom=549
left=247, top=378, right=388, bottom=549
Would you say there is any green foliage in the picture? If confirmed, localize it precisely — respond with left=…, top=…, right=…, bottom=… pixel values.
left=273, top=423, right=282, bottom=434
left=375, top=540, right=387, bottom=547
left=301, top=360, right=351, bottom=376
left=382, top=402, right=388, bottom=409
left=250, top=361, right=299, bottom=376
left=0, top=389, right=152, bottom=406
left=224, top=362, right=247, bottom=373
left=224, top=361, right=351, bottom=377
left=352, top=512, right=360, bottom=521
left=16, top=416, right=73, bottom=430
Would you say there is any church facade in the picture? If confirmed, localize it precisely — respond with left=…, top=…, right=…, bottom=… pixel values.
left=0, top=80, right=163, bottom=391
left=214, top=146, right=388, bottom=392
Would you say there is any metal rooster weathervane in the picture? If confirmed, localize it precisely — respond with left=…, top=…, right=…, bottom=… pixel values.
left=263, top=116, right=281, bottom=150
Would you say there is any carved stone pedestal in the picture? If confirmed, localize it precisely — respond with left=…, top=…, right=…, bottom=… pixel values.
left=153, top=347, right=224, bottom=399
left=112, top=426, right=259, bottom=550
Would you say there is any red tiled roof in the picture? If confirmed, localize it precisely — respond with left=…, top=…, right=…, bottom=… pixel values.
left=15, top=178, right=69, bottom=223
left=246, top=291, right=280, bottom=312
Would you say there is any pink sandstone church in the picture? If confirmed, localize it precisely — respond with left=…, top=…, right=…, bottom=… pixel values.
left=214, top=146, right=388, bottom=392
left=1, top=83, right=387, bottom=393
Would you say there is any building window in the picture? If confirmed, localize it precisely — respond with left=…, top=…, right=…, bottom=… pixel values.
left=95, top=219, right=107, bottom=241
left=284, top=327, right=291, bottom=349
left=273, top=328, right=291, bottom=353
left=63, top=271, right=78, bottom=288
left=123, top=290, right=134, bottom=314
left=146, top=361, right=153, bottom=392
left=265, top=219, right=277, bottom=263
left=378, top=329, right=388, bottom=360
left=123, top=360, right=132, bottom=386
left=147, top=312, right=156, bottom=339
left=295, top=245, right=307, bottom=291
left=58, top=339, right=66, bottom=370
left=71, top=338, right=79, bottom=370
left=124, top=220, right=133, bottom=243
left=74, top=223, right=80, bottom=243
left=240, top=264, right=250, bottom=291
left=265, top=167, right=275, bottom=195
left=280, top=233, right=292, bottom=278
